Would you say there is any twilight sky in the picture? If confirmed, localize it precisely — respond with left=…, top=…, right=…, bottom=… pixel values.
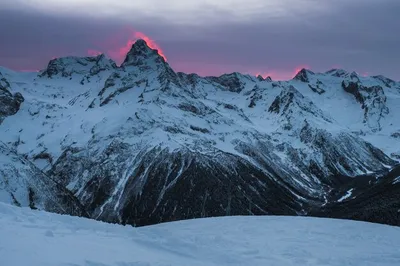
left=0, top=0, right=399, bottom=80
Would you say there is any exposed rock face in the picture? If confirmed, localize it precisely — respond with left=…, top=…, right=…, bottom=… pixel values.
left=49, top=145, right=307, bottom=226
left=40, top=54, right=117, bottom=78
left=342, top=80, right=389, bottom=131
left=0, top=76, right=24, bottom=123
left=207, top=73, right=246, bottom=93
left=0, top=39, right=399, bottom=227
left=0, top=142, right=87, bottom=216
left=325, top=68, right=350, bottom=78
left=122, top=39, right=165, bottom=68
left=293, top=68, right=315, bottom=82
left=268, top=86, right=332, bottom=127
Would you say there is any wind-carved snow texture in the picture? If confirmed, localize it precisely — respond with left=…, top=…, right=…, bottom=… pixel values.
left=2, top=203, right=400, bottom=266
left=0, top=40, right=399, bottom=226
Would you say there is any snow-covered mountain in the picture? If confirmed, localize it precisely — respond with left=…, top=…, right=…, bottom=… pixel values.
left=0, top=39, right=399, bottom=226
left=2, top=202, right=400, bottom=266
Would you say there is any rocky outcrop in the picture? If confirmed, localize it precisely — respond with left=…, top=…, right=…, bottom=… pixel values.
left=325, top=68, right=350, bottom=78
left=342, top=81, right=389, bottom=131
left=268, top=86, right=332, bottom=130
left=40, top=54, right=117, bottom=78
left=207, top=73, right=246, bottom=93
left=293, top=68, right=315, bottom=82
left=122, top=39, right=166, bottom=68
left=0, top=77, right=24, bottom=123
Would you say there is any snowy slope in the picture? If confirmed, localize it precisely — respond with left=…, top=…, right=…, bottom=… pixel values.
left=0, top=39, right=399, bottom=226
left=0, top=142, right=86, bottom=216
left=1, top=203, right=400, bottom=266
left=291, top=68, right=400, bottom=159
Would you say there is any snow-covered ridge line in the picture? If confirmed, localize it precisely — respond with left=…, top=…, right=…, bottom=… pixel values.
left=0, top=39, right=399, bottom=227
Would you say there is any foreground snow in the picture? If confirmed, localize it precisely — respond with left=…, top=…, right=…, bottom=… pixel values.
left=1, top=203, right=400, bottom=266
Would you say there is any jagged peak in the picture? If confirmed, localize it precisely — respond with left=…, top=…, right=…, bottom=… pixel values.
left=205, top=72, right=249, bottom=93
left=46, top=53, right=113, bottom=65
left=349, top=71, right=360, bottom=82
left=121, top=39, right=166, bottom=68
left=40, top=54, right=117, bottom=78
left=293, top=68, right=315, bottom=82
left=256, top=75, right=272, bottom=82
left=325, top=68, right=349, bottom=78
left=218, top=72, right=243, bottom=79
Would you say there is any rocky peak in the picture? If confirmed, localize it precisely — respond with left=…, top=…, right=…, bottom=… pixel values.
left=325, top=68, right=349, bottom=78
left=40, top=54, right=117, bottom=78
left=121, top=39, right=166, bottom=68
left=120, top=39, right=180, bottom=88
left=0, top=84, right=24, bottom=124
left=256, top=75, right=272, bottom=82
left=293, top=68, right=315, bottom=82
left=177, top=73, right=201, bottom=87
left=349, top=71, right=360, bottom=82
left=341, top=80, right=389, bottom=131
left=207, top=72, right=247, bottom=93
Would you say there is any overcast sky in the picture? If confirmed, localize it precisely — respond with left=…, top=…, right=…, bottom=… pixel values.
left=0, top=0, right=399, bottom=80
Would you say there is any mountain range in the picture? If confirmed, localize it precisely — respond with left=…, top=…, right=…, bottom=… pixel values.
left=0, top=39, right=399, bottom=226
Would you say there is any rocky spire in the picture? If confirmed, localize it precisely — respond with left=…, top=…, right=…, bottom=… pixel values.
left=293, top=68, right=315, bottom=83
left=121, top=39, right=166, bottom=68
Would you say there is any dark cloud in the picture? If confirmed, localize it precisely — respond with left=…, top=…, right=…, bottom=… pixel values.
left=0, top=0, right=399, bottom=80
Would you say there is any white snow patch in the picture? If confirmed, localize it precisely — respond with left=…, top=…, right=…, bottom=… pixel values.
left=1, top=203, right=400, bottom=266
left=337, top=188, right=354, bottom=202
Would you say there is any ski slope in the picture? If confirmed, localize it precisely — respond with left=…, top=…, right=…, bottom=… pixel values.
left=1, top=203, right=400, bottom=266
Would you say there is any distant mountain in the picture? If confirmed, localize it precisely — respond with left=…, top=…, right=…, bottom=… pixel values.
left=0, top=40, right=399, bottom=226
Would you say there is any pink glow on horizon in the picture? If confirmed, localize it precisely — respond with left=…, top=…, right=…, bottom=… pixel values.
left=251, top=65, right=312, bottom=81
left=87, top=27, right=167, bottom=65
left=84, top=25, right=312, bottom=80
left=255, top=72, right=272, bottom=79
left=134, top=32, right=167, bottom=61
left=107, top=39, right=135, bottom=64
left=293, top=65, right=311, bottom=76
left=87, top=49, right=102, bottom=56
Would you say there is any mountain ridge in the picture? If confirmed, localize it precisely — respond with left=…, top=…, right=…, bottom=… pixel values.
left=0, top=39, right=399, bottom=226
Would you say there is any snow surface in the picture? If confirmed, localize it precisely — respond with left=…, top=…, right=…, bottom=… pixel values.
left=337, top=188, right=354, bottom=202
left=1, top=203, right=400, bottom=266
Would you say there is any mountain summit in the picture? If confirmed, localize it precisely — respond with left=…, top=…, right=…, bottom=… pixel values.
left=122, top=39, right=166, bottom=68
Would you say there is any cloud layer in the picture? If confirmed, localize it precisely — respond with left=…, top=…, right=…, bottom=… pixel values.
left=0, top=0, right=399, bottom=80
